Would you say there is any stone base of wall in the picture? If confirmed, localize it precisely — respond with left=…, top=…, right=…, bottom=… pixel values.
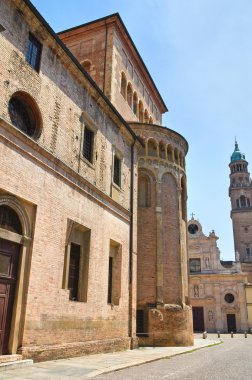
left=139, top=304, right=193, bottom=347
left=18, top=337, right=132, bottom=362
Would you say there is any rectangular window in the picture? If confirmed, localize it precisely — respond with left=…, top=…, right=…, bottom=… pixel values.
left=26, top=33, right=42, bottom=72
left=107, top=256, right=113, bottom=304
left=63, top=222, right=91, bottom=303
left=83, top=126, right=94, bottom=163
left=136, top=310, right=145, bottom=336
left=107, top=241, right=122, bottom=305
left=189, top=258, right=201, bottom=273
left=246, top=247, right=250, bottom=255
left=68, top=243, right=80, bottom=301
left=113, top=155, right=121, bottom=187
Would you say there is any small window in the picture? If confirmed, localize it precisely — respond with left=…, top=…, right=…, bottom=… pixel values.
left=224, top=293, right=234, bottom=304
left=83, top=126, right=94, bottom=163
left=26, top=33, right=42, bottom=72
left=107, top=241, right=122, bottom=305
left=136, top=310, right=145, bottom=336
left=107, top=256, right=113, bottom=304
left=68, top=243, right=80, bottom=301
left=113, top=155, right=121, bottom=187
left=189, top=258, right=201, bottom=273
left=246, top=247, right=250, bottom=255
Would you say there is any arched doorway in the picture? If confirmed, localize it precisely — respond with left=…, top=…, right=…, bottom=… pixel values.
left=0, top=197, right=31, bottom=355
left=0, top=206, right=22, bottom=354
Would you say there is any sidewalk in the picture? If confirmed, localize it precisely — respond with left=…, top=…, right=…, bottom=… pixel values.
left=0, top=337, right=221, bottom=379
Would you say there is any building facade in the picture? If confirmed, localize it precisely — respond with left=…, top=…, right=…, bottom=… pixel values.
left=188, top=218, right=248, bottom=333
left=0, top=0, right=192, bottom=361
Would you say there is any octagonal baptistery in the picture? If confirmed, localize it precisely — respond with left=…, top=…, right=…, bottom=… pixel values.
left=130, top=122, right=193, bottom=347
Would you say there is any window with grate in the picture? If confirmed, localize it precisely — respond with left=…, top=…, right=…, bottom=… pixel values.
left=26, top=33, right=42, bottom=72
left=83, top=127, right=94, bottom=163
left=113, top=155, right=121, bottom=187
left=0, top=205, right=22, bottom=234
left=189, top=258, right=201, bottom=273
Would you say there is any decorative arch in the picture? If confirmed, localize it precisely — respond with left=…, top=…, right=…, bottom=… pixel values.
left=8, top=91, right=43, bottom=139
left=174, top=148, right=179, bottom=165
left=127, top=82, right=133, bottom=108
left=167, top=145, right=173, bottom=162
left=133, top=92, right=138, bottom=116
left=0, top=195, right=31, bottom=237
left=159, top=141, right=166, bottom=159
left=144, top=109, right=149, bottom=123
left=147, top=138, right=158, bottom=157
left=138, top=174, right=151, bottom=208
left=139, top=101, right=144, bottom=122
left=81, top=59, right=92, bottom=74
left=120, top=72, right=127, bottom=99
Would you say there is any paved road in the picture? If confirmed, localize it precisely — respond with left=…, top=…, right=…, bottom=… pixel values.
left=98, top=337, right=252, bottom=380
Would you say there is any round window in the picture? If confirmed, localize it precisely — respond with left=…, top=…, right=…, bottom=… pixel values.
left=224, top=293, right=234, bottom=303
left=8, top=93, right=41, bottom=138
left=188, top=224, right=198, bottom=234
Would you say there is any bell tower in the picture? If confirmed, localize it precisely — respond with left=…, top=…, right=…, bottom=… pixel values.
left=229, top=140, right=252, bottom=263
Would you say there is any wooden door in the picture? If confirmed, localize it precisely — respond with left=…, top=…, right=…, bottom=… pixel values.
left=227, top=314, right=236, bottom=333
left=192, top=306, right=205, bottom=332
left=0, top=239, right=20, bottom=354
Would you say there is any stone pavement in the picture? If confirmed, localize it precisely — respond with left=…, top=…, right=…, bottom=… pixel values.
left=0, top=336, right=221, bottom=379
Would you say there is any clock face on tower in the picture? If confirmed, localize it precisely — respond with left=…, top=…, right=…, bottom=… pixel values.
left=188, top=223, right=198, bottom=235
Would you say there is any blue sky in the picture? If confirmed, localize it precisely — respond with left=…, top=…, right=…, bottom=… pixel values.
left=31, top=0, right=252, bottom=260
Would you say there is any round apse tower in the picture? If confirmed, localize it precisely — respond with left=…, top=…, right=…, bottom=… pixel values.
left=130, top=122, right=194, bottom=347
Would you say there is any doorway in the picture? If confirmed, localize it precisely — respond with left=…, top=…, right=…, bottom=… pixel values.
left=227, top=314, right=236, bottom=333
left=192, top=306, right=205, bottom=332
left=0, top=239, right=20, bottom=354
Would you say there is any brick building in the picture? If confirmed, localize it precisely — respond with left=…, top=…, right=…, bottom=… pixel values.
left=188, top=218, right=248, bottom=333
left=229, top=141, right=252, bottom=281
left=0, top=0, right=193, bottom=361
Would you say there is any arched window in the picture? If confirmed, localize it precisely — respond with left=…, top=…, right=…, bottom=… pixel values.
left=147, top=139, right=157, bottom=157
left=120, top=72, right=127, bottom=99
left=174, top=149, right=179, bottom=164
left=159, top=142, right=166, bottom=159
left=8, top=92, right=42, bottom=139
left=127, top=83, right=133, bottom=108
left=240, top=195, right=246, bottom=207
left=167, top=145, right=173, bottom=162
left=81, top=60, right=91, bottom=74
left=0, top=205, right=22, bottom=234
left=139, top=101, right=144, bottom=123
left=138, top=175, right=151, bottom=207
left=133, top=92, right=138, bottom=115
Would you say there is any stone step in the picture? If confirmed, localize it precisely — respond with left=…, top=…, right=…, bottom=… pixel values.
left=0, top=359, right=33, bottom=372
left=0, top=354, right=22, bottom=364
